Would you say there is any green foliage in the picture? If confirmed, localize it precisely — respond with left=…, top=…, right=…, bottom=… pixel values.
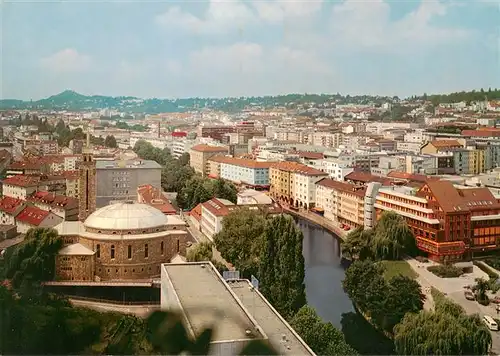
left=214, top=209, right=266, bottom=277
left=146, top=310, right=278, bottom=355
left=477, top=259, right=500, bottom=279
left=177, top=176, right=237, bottom=210
left=341, top=212, right=416, bottom=262
left=4, top=228, right=62, bottom=289
left=425, top=88, right=500, bottom=106
left=474, top=278, right=490, bottom=305
left=342, top=260, right=424, bottom=333
left=371, top=211, right=416, bottom=260
left=427, top=264, right=463, bottom=278
left=290, top=305, right=357, bottom=355
left=116, top=121, right=147, bottom=132
left=394, top=308, right=491, bottom=355
left=186, top=242, right=228, bottom=274
left=379, top=260, right=417, bottom=281
left=340, top=312, right=395, bottom=355
left=259, top=214, right=306, bottom=320
left=104, top=135, right=117, bottom=148
left=133, top=139, right=196, bottom=195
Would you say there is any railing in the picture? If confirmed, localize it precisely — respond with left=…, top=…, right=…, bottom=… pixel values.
left=69, top=295, right=160, bottom=306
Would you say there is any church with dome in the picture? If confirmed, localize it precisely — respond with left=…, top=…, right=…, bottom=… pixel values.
left=53, top=201, right=189, bottom=281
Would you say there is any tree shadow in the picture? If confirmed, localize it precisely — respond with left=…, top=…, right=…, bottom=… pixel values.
left=340, top=311, right=395, bottom=355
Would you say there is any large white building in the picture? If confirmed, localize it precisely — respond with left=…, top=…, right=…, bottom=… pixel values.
left=219, top=158, right=274, bottom=186
left=160, top=261, right=315, bottom=356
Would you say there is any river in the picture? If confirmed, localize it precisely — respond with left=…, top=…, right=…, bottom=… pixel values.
left=297, top=217, right=353, bottom=327
left=296, top=217, right=395, bottom=355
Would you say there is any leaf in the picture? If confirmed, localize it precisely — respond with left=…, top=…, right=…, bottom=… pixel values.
left=239, top=340, right=279, bottom=355
left=188, top=327, right=213, bottom=355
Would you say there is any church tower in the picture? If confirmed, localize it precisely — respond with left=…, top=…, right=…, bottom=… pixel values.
left=78, top=129, right=96, bottom=221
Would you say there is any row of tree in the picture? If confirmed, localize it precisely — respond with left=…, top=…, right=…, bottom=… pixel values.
left=341, top=211, right=417, bottom=261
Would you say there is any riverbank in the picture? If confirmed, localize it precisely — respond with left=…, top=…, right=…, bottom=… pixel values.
left=281, top=206, right=348, bottom=241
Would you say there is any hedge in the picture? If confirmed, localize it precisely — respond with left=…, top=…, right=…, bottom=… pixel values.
left=473, top=261, right=499, bottom=280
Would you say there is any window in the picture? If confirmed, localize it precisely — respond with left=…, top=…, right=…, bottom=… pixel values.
left=145, top=244, right=149, bottom=258
left=128, top=245, right=132, bottom=259
left=177, top=240, right=180, bottom=253
left=111, top=245, right=115, bottom=259
left=96, top=244, right=101, bottom=258
left=160, top=241, right=164, bottom=255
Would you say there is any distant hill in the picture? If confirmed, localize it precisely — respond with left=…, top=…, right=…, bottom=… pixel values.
left=0, top=90, right=399, bottom=114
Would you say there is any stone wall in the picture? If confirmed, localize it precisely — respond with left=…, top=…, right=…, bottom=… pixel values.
left=56, top=255, right=94, bottom=281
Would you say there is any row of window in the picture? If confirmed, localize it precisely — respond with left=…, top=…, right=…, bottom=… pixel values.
left=95, top=240, right=180, bottom=259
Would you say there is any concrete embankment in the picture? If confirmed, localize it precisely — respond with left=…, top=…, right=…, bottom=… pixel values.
left=281, top=206, right=348, bottom=241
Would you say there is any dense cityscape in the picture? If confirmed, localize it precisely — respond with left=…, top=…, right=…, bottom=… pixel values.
left=0, top=87, right=500, bottom=355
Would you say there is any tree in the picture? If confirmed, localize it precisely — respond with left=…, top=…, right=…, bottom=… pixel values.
left=290, top=305, right=357, bottom=355
left=177, top=176, right=238, bottom=210
left=341, top=227, right=374, bottom=260
left=343, top=260, right=424, bottom=333
left=474, top=277, right=490, bottom=304
left=371, top=211, right=416, bottom=260
left=214, top=209, right=266, bottom=277
left=381, top=276, right=424, bottom=332
left=186, top=242, right=213, bottom=262
left=259, top=214, right=306, bottom=319
left=178, top=152, right=190, bottom=166
left=104, top=135, right=117, bottom=148
left=394, top=309, right=491, bottom=355
left=5, top=228, right=63, bottom=289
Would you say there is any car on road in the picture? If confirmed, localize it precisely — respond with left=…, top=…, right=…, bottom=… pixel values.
left=464, top=290, right=475, bottom=300
left=492, top=296, right=500, bottom=304
left=483, top=315, right=499, bottom=331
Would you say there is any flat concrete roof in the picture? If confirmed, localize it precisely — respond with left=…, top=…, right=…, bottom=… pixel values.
left=229, top=280, right=314, bottom=356
left=163, top=263, right=263, bottom=343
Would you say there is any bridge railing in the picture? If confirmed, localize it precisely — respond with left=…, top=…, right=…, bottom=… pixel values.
left=69, top=295, right=160, bottom=306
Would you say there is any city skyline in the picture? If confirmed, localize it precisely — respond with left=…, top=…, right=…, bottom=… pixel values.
left=2, top=0, right=499, bottom=100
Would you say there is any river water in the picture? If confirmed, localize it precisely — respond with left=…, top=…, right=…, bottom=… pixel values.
left=297, top=218, right=353, bottom=328
left=297, top=217, right=395, bottom=355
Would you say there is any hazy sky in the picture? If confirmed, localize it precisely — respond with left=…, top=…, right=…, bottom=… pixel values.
left=2, top=0, right=499, bottom=100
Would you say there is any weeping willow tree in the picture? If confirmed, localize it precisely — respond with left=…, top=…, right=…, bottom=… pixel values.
left=371, top=211, right=416, bottom=260
left=341, top=227, right=374, bottom=260
left=394, top=310, right=491, bottom=355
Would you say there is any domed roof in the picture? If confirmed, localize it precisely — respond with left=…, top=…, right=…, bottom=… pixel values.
left=84, top=201, right=168, bottom=231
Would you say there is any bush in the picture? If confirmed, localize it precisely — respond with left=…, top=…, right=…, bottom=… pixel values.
left=478, top=295, right=490, bottom=306
left=484, top=257, right=500, bottom=271
left=474, top=260, right=500, bottom=279
left=427, top=265, right=463, bottom=278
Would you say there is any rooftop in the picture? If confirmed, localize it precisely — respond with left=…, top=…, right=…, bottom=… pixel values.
left=16, top=206, right=50, bottom=226
left=58, top=243, right=95, bottom=256
left=317, top=178, right=366, bottom=197
left=202, top=198, right=237, bottom=217
left=271, top=161, right=327, bottom=176
left=0, top=196, right=25, bottom=215
left=162, top=263, right=262, bottom=342
left=210, top=156, right=276, bottom=169
left=191, top=144, right=228, bottom=153
left=95, top=159, right=161, bottom=170
left=27, top=191, right=78, bottom=210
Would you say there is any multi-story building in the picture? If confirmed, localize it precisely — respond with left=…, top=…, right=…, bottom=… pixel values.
left=189, top=144, right=228, bottom=176
left=372, top=180, right=500, bottom=261
left=26, top=191, right=79, bottom=221
left=15, top=205, right=63, bottom=233
left=200, top=198, right=237, bottom=239
left=269, top=161, right=328, bottom=209
left=421, top=140, right=463, bottom=154
left=453, top=149, right=485, bottom=175
left=95, top=159, right=161, bottom=208
left=0, top=196, right=25, bottom=225
left=208, top=156, right=274, bottom=187
left=2, top=175, right=40, bottom=199
left=315, top=178, right=366, bottom=227
left=78, top=153, right=97, bottom=220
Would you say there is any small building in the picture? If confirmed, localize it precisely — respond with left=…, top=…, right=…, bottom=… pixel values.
left=137, top=184, right=176, bottom=215
left=26, top=191, right=79, bottom=221
left=420, top=140, right=463, bottom=154
left=200, top=198, right=238, bottom=239
left=189, top=144, right=228, bottom=176
left=0, top=196, right=26, bottom=225
left=15, top=205, right=63, bottom=233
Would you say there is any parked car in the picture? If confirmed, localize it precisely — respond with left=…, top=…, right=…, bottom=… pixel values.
left=492, top=296, right=500, bottom=304
left=464, top=290, right=475, bottom=301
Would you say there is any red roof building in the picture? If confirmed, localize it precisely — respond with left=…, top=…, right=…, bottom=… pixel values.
left=15, top=205, right=63, bottom=233
left=137, top=184, right=176, bottom=215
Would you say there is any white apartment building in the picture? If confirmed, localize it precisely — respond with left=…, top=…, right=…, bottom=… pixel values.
left=172, top=139, right=195, bottom=159
left=365, top=122, right=417, bottom=134
left=200, top=198, right=236, bottom=240
left=312, top=132, right=342, bottom=148
left=2, top=175, right=39, bottom=200
left=397, top=141, right=422, bottom=154
left=320, top=159, right=354, bottom=181
left=220, top=159, right=273, bottom=186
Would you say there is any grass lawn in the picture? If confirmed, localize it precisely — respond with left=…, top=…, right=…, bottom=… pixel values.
left=380, top=260, right=418, bottom=281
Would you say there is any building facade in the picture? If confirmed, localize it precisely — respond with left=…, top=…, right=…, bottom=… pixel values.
left=78, top=153, right=97, bottom=221
left=189, top=145, right=228, bottom=176
left=95, top=159, right=161, bottom=208
left=269, top=161, right=328, bottom=209
left=54, top=202, right=189, bottom=281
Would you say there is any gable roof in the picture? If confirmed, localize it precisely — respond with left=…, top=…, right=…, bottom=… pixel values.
left=16, top=206, right=50, bottom=226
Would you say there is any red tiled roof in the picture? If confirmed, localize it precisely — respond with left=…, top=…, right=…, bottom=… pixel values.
left=317, top=178, right=366, bottom=197
left=137, top=184, right=176, bottom=215
left=429, top=140, right=462, bottom=148
left=16, top=206, right=49, bottom=226
left=462, top=130, right=500, bottom=138
left=26, top=191, right=78, bottom=210
left=0, top=196, right=25, bottom=215
left=344, top=170, right=392, bottom=185
left=190, top=203, right=203, bottom=222
left=59, top=170, right=79, bottom=179
left=271, top=161, right=327, bottom=176
left=1, top=175, right=41, bottom=187
left=191, top=144, right=228, bottom=153
left=201, top=198, right=237, bottom=217
left=387, top=171, right=435, bottom=183
left=8, top=161, right=42, bottom=170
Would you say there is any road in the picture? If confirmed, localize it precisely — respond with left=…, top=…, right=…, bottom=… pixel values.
left=407, top=258, right=500, bottom=354
left=184, top=216, right=233, bottom=270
